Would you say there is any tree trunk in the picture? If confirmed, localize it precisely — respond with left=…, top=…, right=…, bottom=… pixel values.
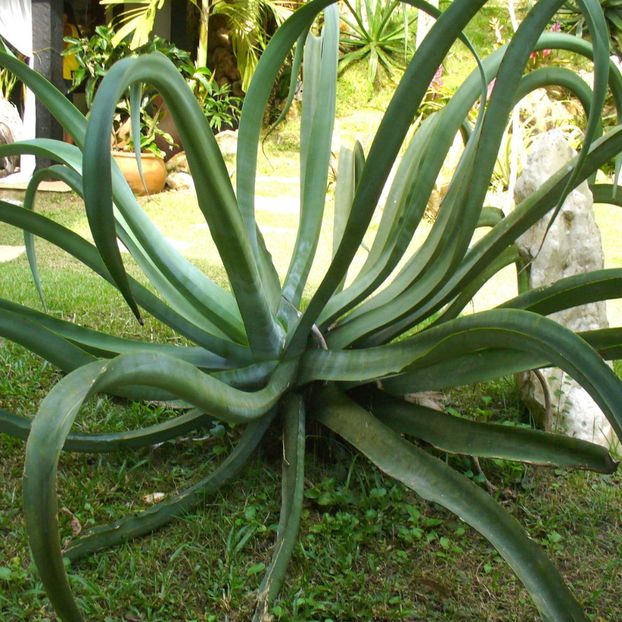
left=197, top=0, right=210, bottom=67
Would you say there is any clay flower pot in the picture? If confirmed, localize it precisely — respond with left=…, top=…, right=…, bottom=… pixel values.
left=112, top=150, right=167, bottom=196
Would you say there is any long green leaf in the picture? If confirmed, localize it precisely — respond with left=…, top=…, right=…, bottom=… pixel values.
left=363, top=390, right=617, bottom=473
left=313, top=385, right=588, bottom=622
left=84, top=54, right=282, bottom=356
left=0, top=199, right=251, bottom=360
left=303, top=309, right=622, bottom=441
left=23, top=354, right=295, bottom=620
left=63, top=412, right=274, bottom=561
left=327, top=0, right=573, bottom=344
left=22, top=166, right=84, bottom=310
left=0, top=298, right=229, bottom=367
left=281, top=5, right=339, bottom=307
left=499, top=268, right=622, bottom=315
left=373, top=327, right=622, bottom=393
left=254, top=393, right=305, bottom=620
left=353, top=126, right=622, bottom=347
left=289, top=0, right=488, bottom=353
left=1, top=406, right=211, bottom=453
left=0, top=308, right=95, bottom=372
left=0, top=140, right=247, bottom=342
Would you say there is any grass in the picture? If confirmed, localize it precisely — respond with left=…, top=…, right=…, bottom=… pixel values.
left=2, top=6, right=622, bottom=617
left=1, top=191, right=621, bottom=621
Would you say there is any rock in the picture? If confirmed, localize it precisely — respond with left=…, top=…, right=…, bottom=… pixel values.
left=514, top=129, right=618, bottom=450
left=165, top=171, right=194, bottom=191
left=215, top=129, right=238, bottom=158
left=212, top=47, right=240, bottom=83
left=166, top=152, right=189, bottom=173
left=518, top=88, right=575, bottom=134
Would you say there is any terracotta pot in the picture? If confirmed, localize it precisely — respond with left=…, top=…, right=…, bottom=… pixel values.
left=112, top=150, right=167, bottom=196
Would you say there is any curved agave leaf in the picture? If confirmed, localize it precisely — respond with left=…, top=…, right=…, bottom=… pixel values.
left=254, top=393, right=305, bottom=620
left=0, top=200, right=251, bottom=360
left=323, top=0, right=566, bottom=332
left=289, top=0, right=488, bottom=353
left=327, top=29, right=621, bottom=347
left=0, top=52, right=87, bottom=147
left=63, top=412, right=275, bottom=561
left=0, top=308, right=95, bottom=372
left=319, top=113, right=445, bottom=324
left=376, top=327, right=622, bottom=393
left=591, top=182, right=622, bottom=204
left=84, top=53, right=282, bottom=356
left=22, top=165, right=84, bottom=310
left=430, top=246, right=519, bottom=324
left=327, top=3, right=610, bottom=346
left=1, top=406, right=211, bottom=453
left=0, top=53, right=248, bottom=341
left=313, top=385, right=589, bottom=622
left=22, top=161, right=223, bottom=340
left=542, top=0, right=610, bottom=232
left=23, top=354, right=295, bottom=620
left=0, top=298, right=230, bottom=367
left=477, top=207, right=506, bottom=228
left=0, top=140, right=247, bottom=342
left=363, top=390, right=617, bottom=473
left=351, top=126, right=622, bottom=347
left=303, top=309, right=622, bottom=441
left=499, top=268, right=622, bottom=315
left=237, top=0, right=336, bottom=249
left=281, top=6, right=339, bottom=308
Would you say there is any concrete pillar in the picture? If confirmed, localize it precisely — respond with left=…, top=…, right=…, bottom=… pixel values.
left=32, top=0, right=63, bottom=164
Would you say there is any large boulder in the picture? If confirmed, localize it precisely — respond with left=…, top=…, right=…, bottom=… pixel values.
left=514, top=130, right=618, bottom=450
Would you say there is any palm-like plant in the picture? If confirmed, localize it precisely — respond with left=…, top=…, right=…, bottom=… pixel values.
left=101, top=0, right=293, bottom=90
left=339, top=0, right=415, bottom=83
left=1, top=1, right=622, bottom=620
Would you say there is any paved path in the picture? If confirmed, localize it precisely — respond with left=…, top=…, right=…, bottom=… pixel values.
left=0, top=245, right=25, bottom=263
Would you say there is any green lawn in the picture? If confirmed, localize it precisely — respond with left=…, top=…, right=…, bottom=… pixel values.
left=1, top=186, right=621, bottom=621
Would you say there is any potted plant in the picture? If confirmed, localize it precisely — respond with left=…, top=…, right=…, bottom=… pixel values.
left=64, top=25, right=241, bottom=194
left=110, top=92, right=172, bottom=195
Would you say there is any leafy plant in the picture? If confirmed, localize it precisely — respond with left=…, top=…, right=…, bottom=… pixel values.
left=339, top=0, right=415, bottom=83
left=1, top=1, right=622, bottom=621
left=0, top=37, right=18, bottom=100
left=65, top=25, right=239, bottom=138
left=111, top=91, right=173, bottom=157
left=557, top=0, right=622, bottom=54
left=185, top=65, right=243, bottom=132
left=101, top=0, right=294, bottom=91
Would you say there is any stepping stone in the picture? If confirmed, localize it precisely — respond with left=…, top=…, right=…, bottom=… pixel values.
left=0, top=245, right=25, bottom=263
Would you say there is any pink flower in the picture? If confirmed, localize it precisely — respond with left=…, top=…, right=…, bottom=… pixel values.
left=486, top=78, right=496, bottom=99
left=431, top=65, right=443, bottom=90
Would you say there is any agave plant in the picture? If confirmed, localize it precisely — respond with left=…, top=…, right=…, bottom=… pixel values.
left=1, top=0, right=622, bottom=620
left=339, top=0, right=415, bottom=84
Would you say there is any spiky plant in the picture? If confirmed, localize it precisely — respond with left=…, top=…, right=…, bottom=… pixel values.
left=1, top=1, right=622, bottom=620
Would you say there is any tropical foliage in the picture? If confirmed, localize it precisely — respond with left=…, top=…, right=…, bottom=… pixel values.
left=558, top=0, right=622, bottom=54
left=339, top=0, right=415, bottom=83
left=64, top=25, right=241, bottom=134
left=101, top=0, right=293, bottom=90
left=1, top=1, right=622, bottom=620
left=0, top=37, right=18, bottom=100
